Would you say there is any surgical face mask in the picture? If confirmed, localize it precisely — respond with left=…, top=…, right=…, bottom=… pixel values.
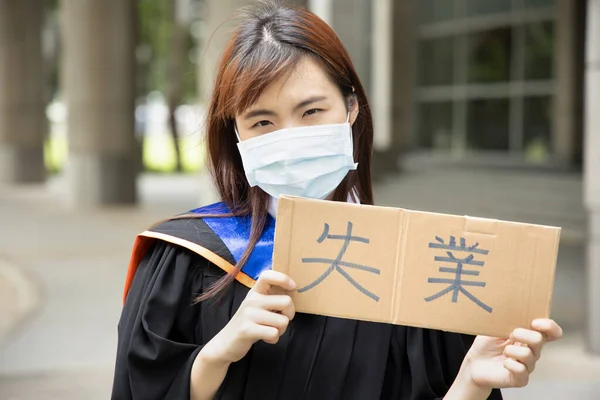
left=235, top=114, right=358, bottom=200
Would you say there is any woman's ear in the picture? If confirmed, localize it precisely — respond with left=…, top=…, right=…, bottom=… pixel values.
left=348, top=93, right=359, bottom=126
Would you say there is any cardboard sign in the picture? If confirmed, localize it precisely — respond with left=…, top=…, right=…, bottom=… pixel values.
left=272, top=196, right=561, bottom=338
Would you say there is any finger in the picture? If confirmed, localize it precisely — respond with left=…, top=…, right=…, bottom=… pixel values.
left=244, top=292, right=291, bottom=308
left=262, top=294, right=295, bottom=317
left=254, top=325, right=281, bottom=344
left=280, top=296, right=295, bottom=321
left=532, top=319, right=563, bottom=342
left=253, top=270, right=296, bottom=294
left=239, top=316, right=279, bottom=343
left=252, top=309, right=290, bottom=336
left=244, top=294, right=295, bottom=321
left=510, top=328, right=545, bottom=358
left=503, top=358, right=529, bottom=388
left=504, top=344, right=536, bottom=373
left=240, top=323, right=280, bottom=344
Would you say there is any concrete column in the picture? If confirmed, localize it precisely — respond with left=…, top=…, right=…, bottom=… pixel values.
left=584, top=0, right=600, bottom=354
left=61, top=0, right=138, bottom=206
left=371, top=0, right=392, bottom=154
left=327, top=0, right=410, bottom=179
left=197, top=0, right=254, bottom=205
left=390, top=2, right=414, bottom=170
left=553, top=0, right=584, bottom=166
left=199, top=0, right=257, bottom=104
left=371, top=1, right=415, bottom=176
left=330, top=0, right=371, bottom=94
left=0, top=1, right=47, bottom=183
left=314, top=0, right=412, bottom=177
left=287, top=0, right=308, bottom=7
left=308, top=0, right=332, bottom=26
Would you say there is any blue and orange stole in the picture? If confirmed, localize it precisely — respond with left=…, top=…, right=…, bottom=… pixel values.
left=122, top=202, right=275, bottom=304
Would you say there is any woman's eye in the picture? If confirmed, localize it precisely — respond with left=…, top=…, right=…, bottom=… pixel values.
left=252, top=120, right=272, bottom=128
left=303, top=108, right=322, bottom=117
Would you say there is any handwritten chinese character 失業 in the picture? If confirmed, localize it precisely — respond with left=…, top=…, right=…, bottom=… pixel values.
left=297, top=222, right=380, bottom=301
left=425, top=236, right=492, bottom=313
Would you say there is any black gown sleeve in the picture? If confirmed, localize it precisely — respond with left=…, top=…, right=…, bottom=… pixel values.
left=384, top=327, right=503, bottom=400
left=111, top=241, right=207, bottom=400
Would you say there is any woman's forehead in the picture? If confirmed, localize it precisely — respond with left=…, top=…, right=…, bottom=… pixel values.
left=243, top=58, right=338, bottom=110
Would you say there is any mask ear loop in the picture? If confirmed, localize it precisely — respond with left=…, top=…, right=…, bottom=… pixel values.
left=346, top=90, right=357, bottom=125
left=233, top=123, right=241, bottom=142
left=346, top=111, right=355, bottom=148
left=345, top=93, right=357, bottom=157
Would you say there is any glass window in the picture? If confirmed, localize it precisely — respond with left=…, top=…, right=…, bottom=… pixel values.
left=418, top=37, right=455, bottom=86
left=464, top=0, right=511, bottom=17
left=418, top=102, right=453, bottom=149
left=522, top=0, right=556, bottom=9
left=466, top=99, right=510, bottom=150
left=467, top=28, right=512, bottom=83
left=419, top=0, right=456, bottom=24
left=524, top=21, right=555, bottom=80
left=523, top=96, right=552, bottom=161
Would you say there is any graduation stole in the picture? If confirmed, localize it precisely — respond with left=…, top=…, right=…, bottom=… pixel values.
left=122, top=202, right=275, bottom=304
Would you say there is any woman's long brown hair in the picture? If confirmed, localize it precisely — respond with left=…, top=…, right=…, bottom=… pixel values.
left=172, top=0, right=375, bottom=301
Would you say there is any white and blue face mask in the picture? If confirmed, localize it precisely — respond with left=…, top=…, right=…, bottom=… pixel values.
left=235, top=114, right=358, bottom=200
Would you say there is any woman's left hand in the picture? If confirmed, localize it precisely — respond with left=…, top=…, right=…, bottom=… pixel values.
left=463, top=318, right=563, bottom=390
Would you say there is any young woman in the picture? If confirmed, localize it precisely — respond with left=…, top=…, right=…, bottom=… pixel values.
left=111, top=2, right=562, bottom=399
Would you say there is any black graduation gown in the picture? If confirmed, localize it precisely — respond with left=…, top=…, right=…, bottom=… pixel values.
left=111, top=213, right=503, bottom=400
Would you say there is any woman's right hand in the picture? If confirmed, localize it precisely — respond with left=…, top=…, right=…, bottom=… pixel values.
left=200, top=270, right=297, bottom=365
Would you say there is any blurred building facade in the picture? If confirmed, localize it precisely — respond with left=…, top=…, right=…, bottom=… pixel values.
left=314, top=0, right=584, bottom=171
left=413, top=0, right=581, bottom=166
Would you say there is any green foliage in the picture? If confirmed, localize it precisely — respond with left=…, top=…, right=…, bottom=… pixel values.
left=137, top=0, right=171, bottom=97
left=137, top=0, right=198, bottom=102
left=45, top=133, right=204, bottom=174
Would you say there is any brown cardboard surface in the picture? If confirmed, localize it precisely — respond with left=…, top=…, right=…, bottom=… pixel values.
left=272, top=196, right=561, bottom=338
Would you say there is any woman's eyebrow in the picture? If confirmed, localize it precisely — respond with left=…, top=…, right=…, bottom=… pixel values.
left=293, top=95, right=327, bottom=112
left=243, top=109, right=277, bottom=120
